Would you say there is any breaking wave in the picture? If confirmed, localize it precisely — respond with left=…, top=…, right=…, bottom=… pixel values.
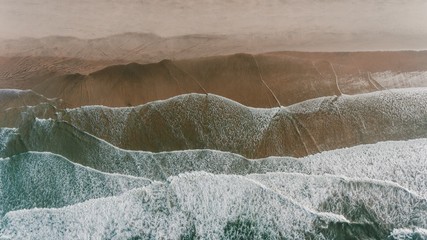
left=1, top=89, right=426, bottom=239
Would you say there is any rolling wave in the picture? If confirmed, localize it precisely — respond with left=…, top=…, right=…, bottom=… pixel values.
left=1, top=172, right=425, bottom=239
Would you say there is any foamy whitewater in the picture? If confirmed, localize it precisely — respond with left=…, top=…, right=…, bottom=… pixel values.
left=0, top=89, right=426, bottom=239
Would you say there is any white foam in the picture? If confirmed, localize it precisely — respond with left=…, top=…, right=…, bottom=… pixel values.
left=0, top=152, right=151, bottom=217
left=1, top=171, right=425, bottom=239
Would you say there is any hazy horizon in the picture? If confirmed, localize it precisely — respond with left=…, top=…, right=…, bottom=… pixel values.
left=1, top=0, right=426, bottom=41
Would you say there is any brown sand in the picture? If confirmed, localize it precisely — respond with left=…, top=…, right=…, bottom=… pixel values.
left=25, top=51, right=427, bottom=108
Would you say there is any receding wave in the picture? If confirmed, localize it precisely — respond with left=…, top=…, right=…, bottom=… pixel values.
left=1, top=117, right=426, bottom=198
left=2, top=89, right=426, bottom=158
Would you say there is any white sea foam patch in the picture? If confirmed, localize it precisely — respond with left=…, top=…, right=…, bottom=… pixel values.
left=11, top=118, right=427, bottom=199
left=389, top=227, right=427, bottom=240
left=3, top=116, right=427, bottom=198
left=0, top=128, right=20, bottom=157
left=300, top=138, right=427, bottom=199
left=61, top=93, right=278, bottom=155
left=248, top=173, right=427, bottom=228
left=0, top=151, right=151, bottom=217
left=1, top=172, right=426, bottom=240
left=52, top=89, right=427, bottom=160
left=0, top=128, right=15, bottom=152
